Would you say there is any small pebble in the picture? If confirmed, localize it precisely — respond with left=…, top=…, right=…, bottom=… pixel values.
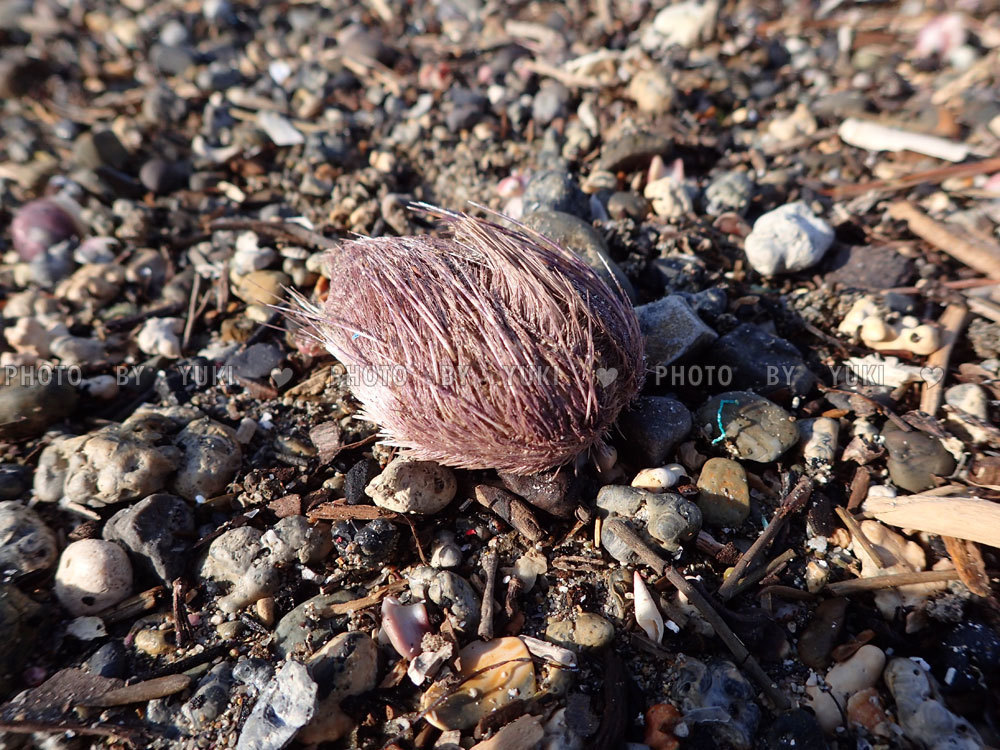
left=696, top=391, right=799, bottom=462
left=695, top=458, right=750, bottom=527
left=882, top=423, right=956, bottom=492
left=743, top=202, right=834, bottom=276
left=54, top=539, right=133, bottom=616
left=628, top=69, right=675, bottom=113
left=632, top=464, right=686, bottom=492
left=635, top=295, right=718, bottom=369
left=134, top=628, right=174, bottom=656
left=805, top=644, right=885, bottom=733
left=366, top=457, right=457, bottom=515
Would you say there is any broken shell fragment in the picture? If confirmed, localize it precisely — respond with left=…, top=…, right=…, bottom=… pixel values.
left=380, top=596, right=430, bottom=660
left=634, top=570, right=665, bottom=643
left=422, top=636, right=536, bottom=730
left=632, top=464, right=686, bottom=492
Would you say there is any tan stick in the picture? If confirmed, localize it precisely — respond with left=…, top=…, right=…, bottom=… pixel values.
left=835, top=506, right=885, bottom=568
left=920, top=303, right=969, bottom=415
left=825, top=569, right=967, bottom=595
left=829, top=156, right=1000, bottom=199
left=889, top=201, right=1000, bottom=280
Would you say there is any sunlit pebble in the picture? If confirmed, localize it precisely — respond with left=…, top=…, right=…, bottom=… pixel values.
left=188, top=613, right=201, bottom=626
left=259, top=413, right=274, bottom=430
left=11, top=198, right=79, bottom=261
left=632, top=464, right=686, bottom=492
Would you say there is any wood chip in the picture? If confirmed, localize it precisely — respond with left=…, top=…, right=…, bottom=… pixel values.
left=308, top=421, right=343, bottom=464
left=314, top=580, right=408, bottom=618
left=889, top=201, right=1000, bottom=280
left=307, top=502, right=396, bottom=522
left=942, top=536, right=991, bottom=597
left=83, top=675, right=191, bottom=707
left=863, top=487, right=1000, bottom=549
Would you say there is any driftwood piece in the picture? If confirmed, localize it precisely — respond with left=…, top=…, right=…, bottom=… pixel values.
left=920, top=303, right=969, bottom=415
left=863, top=488, right=1000, bottom=549
left=888, top=201, right=1000, bottom=280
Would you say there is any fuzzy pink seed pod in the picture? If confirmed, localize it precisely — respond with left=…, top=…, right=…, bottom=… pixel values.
left=290, top=206, right=645, bottom=475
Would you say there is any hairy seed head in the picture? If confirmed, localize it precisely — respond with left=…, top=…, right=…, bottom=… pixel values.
left=289, top=206, right=645, bottom=475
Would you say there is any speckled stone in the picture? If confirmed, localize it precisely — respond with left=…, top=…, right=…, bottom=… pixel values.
left=696, top=458, right=750, bottom=527
left=696, top=391, right=798, bottom=463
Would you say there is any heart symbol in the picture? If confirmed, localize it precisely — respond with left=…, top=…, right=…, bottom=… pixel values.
left=596, top=367, right=618, bottom=387
left=919, top=365, right=944, bottom=386
left=271, top=367, right=294, bottom=388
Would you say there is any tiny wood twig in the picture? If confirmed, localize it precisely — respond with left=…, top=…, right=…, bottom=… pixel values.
left=717, top=476, right=814, bottom=600
left=889, top=201, right=1000, bottom=280
left=835, top=506, right=885, bottom=568
left=920, top=303, right=969, bottom=415
left=828, top=155, right=1000, bottom=199
left=171, top=578, right=191, bottom=647
left=209, top=218, right=339, bottom=250
left=602, top=518, right=790, bottom=710
left=478, top=550, right=499, bottom=641
left=724, top=548, right=797, bottom=599
left=817, top=385, right=912, bottom=431
left=825, top=569, right=969, bottom=595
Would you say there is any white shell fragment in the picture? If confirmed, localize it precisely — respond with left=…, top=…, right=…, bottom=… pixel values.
left=632, top=464, right=687, bottom=492
left=839, top=118, right=971, bottom=162
left=633, top=570, right=664, bottom=643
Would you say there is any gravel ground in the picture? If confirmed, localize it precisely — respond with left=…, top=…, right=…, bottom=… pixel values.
left=1, top=0, right=1000, bottom=748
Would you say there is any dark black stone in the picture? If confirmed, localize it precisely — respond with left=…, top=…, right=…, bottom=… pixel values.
left=227, top=343, right=284, bottom=381
left=936, top=622, right=1000, bottom=694
left=344, top=458, right=380, bottom=505
left=103, top=494, right=195, bottom=582
left=84, top=640, right=127, bottom=679
left=522, top=170, right=589, bottom=219
left=709, top=323, right=816, bottom=397
left=0, top=464, right=32, bottom=501
left=824, top=244, right=915, bottom=290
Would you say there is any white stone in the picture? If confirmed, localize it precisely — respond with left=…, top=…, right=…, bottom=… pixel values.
left=884, top=658, right=983, bottom=749
left=743, top=202, right=834, bottom=275
left=644, top=176, right=693, bottom=219
left=66, top=616, right=108, bottom=640
left=632, top=465, right=685, bottom=492
left=799, top=417, right=839, bottom=466
left=4, top=316, right=69, bottom=359
left=805, top=645, right=886, bottom=733
left=642, top=0, right=719, bottom=50
left=136, top=317, right=184, bottom=359
left=366, top=458, right=457, bottom=515
left=81, top=374, right=119, bottom=399
left=55, top=539, right=133, bottom=616
left=231, top=232, right=277, bottom=276
left=257, top=110, right=304, bottom=147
